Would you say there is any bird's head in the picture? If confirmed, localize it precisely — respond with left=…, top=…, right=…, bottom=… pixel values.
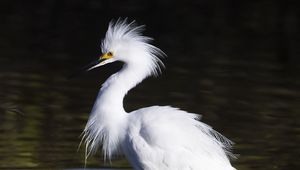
left=83, top=19, right=165, bottom=77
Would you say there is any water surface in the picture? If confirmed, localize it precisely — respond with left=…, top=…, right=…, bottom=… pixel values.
left=1, top=55, right=299, bottom=169
left=1, top=1, right=300, bottom=169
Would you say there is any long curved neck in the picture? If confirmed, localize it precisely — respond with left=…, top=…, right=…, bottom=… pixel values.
left=83, top=63, right=148, bottom=160
left=97, top=63, right=147, bottom=113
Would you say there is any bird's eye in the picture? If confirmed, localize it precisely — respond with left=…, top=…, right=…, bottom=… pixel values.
left=107, top=52, right=113, bottom=56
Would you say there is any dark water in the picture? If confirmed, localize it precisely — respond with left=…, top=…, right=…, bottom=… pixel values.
left=1, top=0, right=300, bottom=169
left=1, top=53, right=299, bottom=170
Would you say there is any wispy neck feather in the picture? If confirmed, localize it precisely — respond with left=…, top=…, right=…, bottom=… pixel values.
left=81, top=19, right=166, bottom=162
left=81, top=63, right=150, bottom=161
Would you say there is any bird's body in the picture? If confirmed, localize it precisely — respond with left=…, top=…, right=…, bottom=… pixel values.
left=82, top=19, right=235, bottom=170
left=123, top=106, right=234, bottom=170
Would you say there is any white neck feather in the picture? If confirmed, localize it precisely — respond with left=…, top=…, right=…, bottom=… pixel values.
left=83, top=63, right=148, bottom=160
left=82, top=19, right=165, bottom=161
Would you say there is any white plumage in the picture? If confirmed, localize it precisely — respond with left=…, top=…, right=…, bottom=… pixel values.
left=82, top=19, right=235, bottom=170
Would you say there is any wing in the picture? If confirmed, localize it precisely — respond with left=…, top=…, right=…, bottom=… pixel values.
left=123, top=106, right=235, bottom=170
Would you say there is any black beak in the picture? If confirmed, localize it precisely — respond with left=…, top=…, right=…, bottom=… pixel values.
left=69, top=58, right=106, bottom=79
left=82, top=59, right=101, bottom=71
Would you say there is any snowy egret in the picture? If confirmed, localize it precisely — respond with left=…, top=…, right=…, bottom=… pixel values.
left=81, top=19, right=235, bottom=170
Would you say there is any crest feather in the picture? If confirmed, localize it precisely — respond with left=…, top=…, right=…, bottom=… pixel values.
left=101, top=19, right=166, bottom=77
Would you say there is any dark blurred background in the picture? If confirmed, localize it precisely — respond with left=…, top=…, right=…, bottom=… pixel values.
left=0, top=0, right=299, bottom=169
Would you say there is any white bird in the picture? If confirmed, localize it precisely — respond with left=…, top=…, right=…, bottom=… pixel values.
left=81, top=19, right=236, bottom=170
